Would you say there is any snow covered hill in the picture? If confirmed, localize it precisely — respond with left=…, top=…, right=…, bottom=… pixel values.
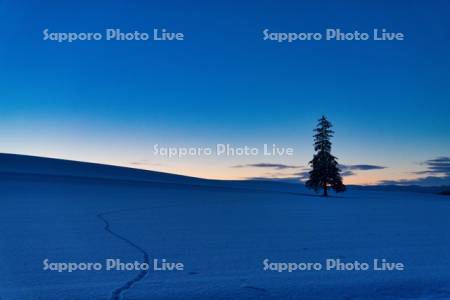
left=1, top=154, right=450, bottom=299
left=0, top=153, right=309, bottom=194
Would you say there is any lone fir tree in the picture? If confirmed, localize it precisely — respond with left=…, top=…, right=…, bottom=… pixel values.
left=306, top=116, right=346, bottom=196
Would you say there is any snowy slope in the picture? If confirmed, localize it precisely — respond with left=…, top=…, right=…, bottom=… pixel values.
left=0, top=153, right=309, bottom=194
left=1, top=154, right=450, bottom=299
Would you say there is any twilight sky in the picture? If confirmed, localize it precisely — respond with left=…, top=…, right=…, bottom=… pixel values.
left=0, top=0, right=449, bottom=185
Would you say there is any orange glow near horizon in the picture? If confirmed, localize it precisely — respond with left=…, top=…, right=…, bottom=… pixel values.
left=2, top=150, right=430, bottom=186
left=122, top=161, right=424, bottom=186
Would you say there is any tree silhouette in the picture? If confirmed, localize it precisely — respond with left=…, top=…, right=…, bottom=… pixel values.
left=306, top=116, right=346, bottom=196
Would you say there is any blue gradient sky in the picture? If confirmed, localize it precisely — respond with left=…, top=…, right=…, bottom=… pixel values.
left=1, top=0, right=449, bottom=184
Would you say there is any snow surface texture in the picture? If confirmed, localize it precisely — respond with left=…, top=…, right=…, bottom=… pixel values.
left=1, top=154, right=450, bottom=299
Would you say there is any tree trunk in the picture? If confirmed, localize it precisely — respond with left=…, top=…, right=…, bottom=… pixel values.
left=323, top=183, right=328, bottom=197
